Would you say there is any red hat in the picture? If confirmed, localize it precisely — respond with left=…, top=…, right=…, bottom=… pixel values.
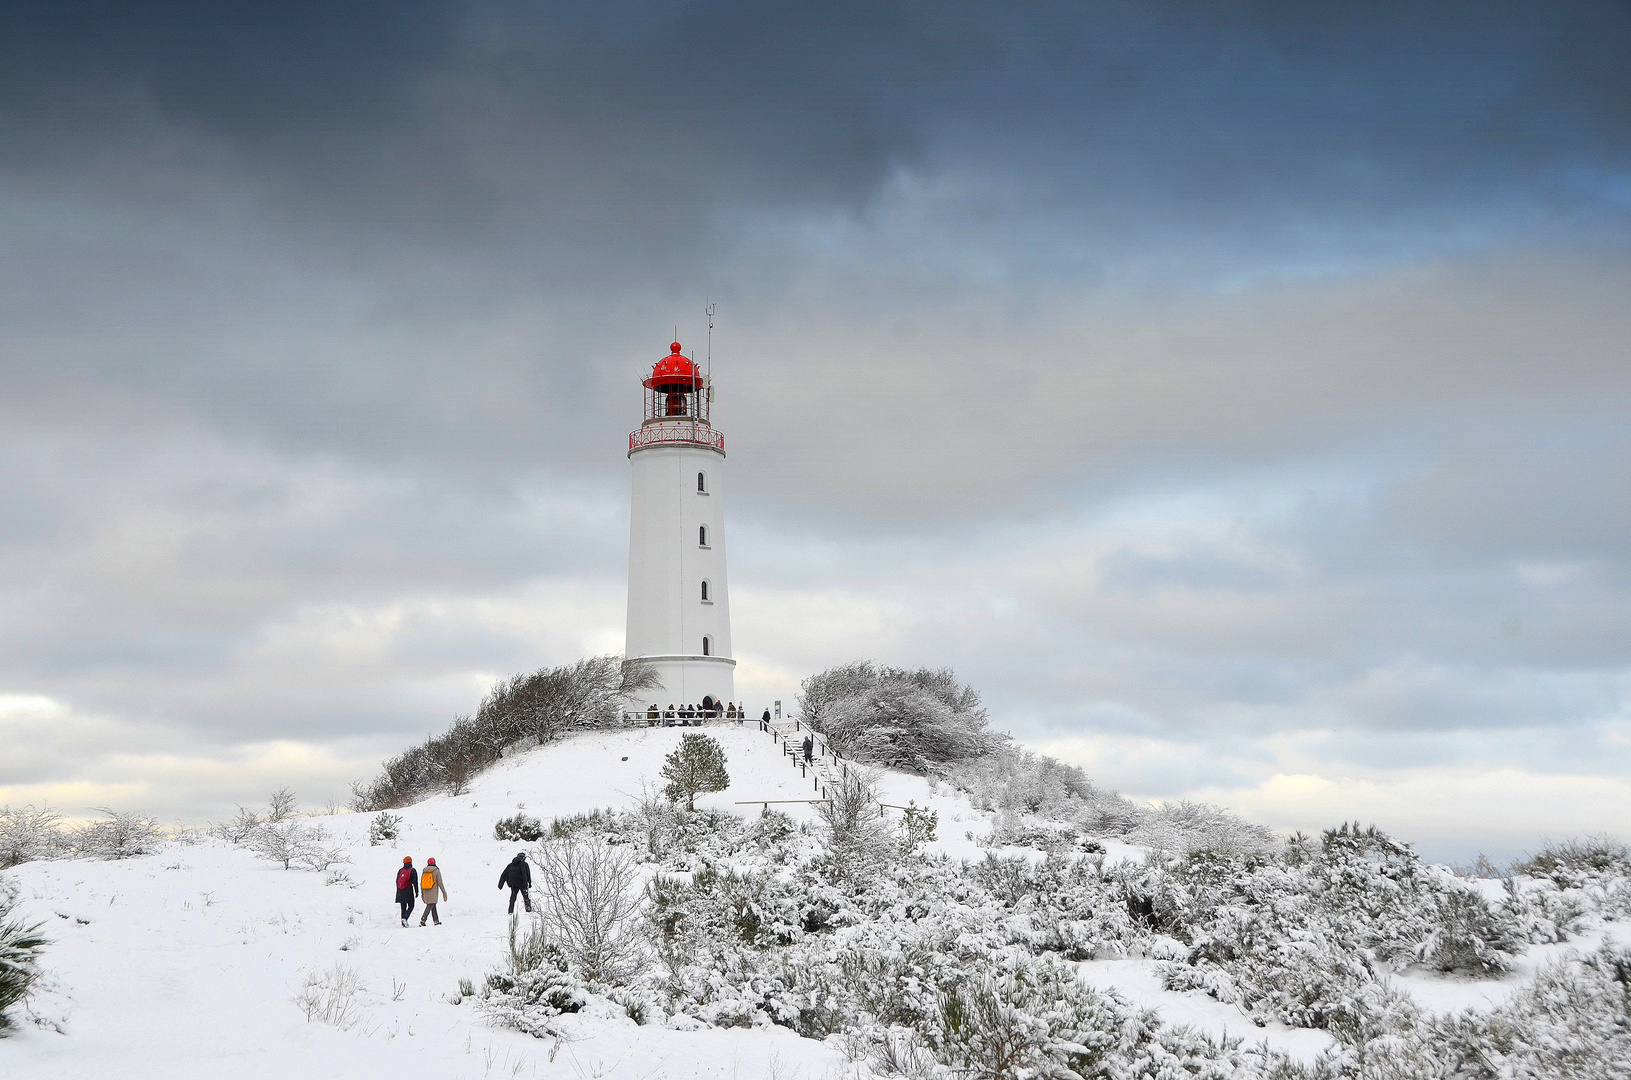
left=427, top=857, right=435, bottom=865
left=403, top=856, right=412, bottom=864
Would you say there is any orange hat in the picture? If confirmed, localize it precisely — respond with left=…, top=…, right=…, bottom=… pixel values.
left=403, top=856, right=412, bottom=864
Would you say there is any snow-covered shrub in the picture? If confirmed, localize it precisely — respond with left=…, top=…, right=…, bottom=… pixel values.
left=493, top=813, right=543, bottom=842
left=549, top=808, right=617, bottom=839
left=1149, top=827, right=1520, bottom=1031
left=1513, top=835, right=1631, bottom=889
left=946, top=744, right=1268, bottom=857
left=816, top=772, right=896, bottom=876
left=1308, top=942, right=1631, bottom=1078
left=0, top=805, right=68, bottom=868
left=975, top=854, right=1137, bottom=960
left=630, top=783, right=680, bottom=857
left=799, top=662, right=998, bottom=771
left=291, top=963, right=366, bottom=1031
left=946, top=746, right=1096, bottom=818
left=352, top=655, right=660, bottom=810
left=367, top=811, right=401, bottom=845
left=265, top=786, right=297, bottom=822
left=480, top=914, right=591, bottom=1038
left=1133, top=800, right=1277, bottom=857
left=661, top=733, right=729, bottom=811
left=73, top=807, right=163, bottom=860
left=899, top=802, right=938, bottom=855
left=0, top=881, right=48, bottom=1033
left=530, top=837, right=645, bottom=984
left=926, top=958, right=1128, bottom=1079
left=212, top=804, right=263, bottom=844
left=247, top=820, right=347, bottom=871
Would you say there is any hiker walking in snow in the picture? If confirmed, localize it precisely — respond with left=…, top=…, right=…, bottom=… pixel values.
left=395, top=856, right=419, bottom=926
left=802, top=734, right=814, bottom=764
left=761, top=708, right=771, bottom=730
left=418, top=857, right=448, bottom=926
left=498, top=852, right=533, bottom=914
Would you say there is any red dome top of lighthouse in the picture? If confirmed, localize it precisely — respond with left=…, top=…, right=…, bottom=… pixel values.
left=643, top=341, right=703, bottom=393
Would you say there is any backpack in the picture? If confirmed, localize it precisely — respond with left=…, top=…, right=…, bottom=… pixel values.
left=396, top=866, right=413, bottom=890
left=421, top=868, right=437, bottom=892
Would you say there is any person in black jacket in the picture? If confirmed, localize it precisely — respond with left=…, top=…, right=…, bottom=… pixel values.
left=498, top=852, right=533, bottom=914
left=395, top=856, right=419, bottom=926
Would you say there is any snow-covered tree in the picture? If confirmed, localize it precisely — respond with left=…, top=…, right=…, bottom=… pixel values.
left=529, top=838, right=645, bottom=984
left=661, top=734, right=729, bottom=811
left=352, top=655, right=660, bottom=810
left=799, top=662, right=997, bottom=771
left=0, top=804, right=67, bottom=868
left=73, top=807, right=162, bottom=860
left=247, top=819, right=346, bottom=871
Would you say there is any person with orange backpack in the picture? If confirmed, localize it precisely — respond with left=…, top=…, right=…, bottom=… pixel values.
left=418, top=857, right=449, bottom=926
left=395, top=856, right=419, bottom=926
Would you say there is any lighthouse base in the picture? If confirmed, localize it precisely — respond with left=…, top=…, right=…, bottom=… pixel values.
left=627, top=654, right=737, bottom=714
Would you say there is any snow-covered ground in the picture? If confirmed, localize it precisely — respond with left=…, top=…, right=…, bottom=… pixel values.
left=2, top=722, right=1614, bottom=1077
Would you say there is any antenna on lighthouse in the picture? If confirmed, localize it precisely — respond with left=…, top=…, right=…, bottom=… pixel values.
left=705, top=301, right=715, bottom=385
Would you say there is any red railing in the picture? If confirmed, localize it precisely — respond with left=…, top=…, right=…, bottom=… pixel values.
left=629, top=421, right=726, bottom=452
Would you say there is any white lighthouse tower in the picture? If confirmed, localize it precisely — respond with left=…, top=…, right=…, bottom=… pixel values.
left=624, top=341, right=735, bottom=710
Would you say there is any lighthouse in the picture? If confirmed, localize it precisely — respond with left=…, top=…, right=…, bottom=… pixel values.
left=624, top=341, right=735, bottom=710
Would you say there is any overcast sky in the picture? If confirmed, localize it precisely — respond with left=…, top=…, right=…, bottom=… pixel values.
left=2, top=2, right=1628, bottom=861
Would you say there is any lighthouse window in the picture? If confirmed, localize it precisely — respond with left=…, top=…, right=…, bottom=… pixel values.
left=700, top=580, right=711, bottom=602
left=699, top=525, right=709, bottom=547
left=702, top=636, right=712, bottom=656
left=696, top=471, right=707, bottom=493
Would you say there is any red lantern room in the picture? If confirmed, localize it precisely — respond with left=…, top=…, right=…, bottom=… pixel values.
left=641, top=341, right=710, bottom=424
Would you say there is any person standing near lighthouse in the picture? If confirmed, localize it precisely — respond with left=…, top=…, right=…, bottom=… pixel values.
left=625, top=340, right=736, bottom=710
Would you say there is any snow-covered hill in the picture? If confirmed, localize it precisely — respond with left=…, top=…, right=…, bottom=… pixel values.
left=3, top=722, right=1627, bottom=1078
left=3, top=724, right=977, bottom=1079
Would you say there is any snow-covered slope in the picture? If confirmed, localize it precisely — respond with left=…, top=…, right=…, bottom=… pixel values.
left=7, top=722, right=1614, bottom=1077
left=4, top=724, right=981, bottom=1079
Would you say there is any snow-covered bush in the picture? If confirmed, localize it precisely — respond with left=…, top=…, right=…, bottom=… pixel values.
left=367, top=811, right=401, bottom=845
left=1150, top=826, right=1521, bottom=1031
left=816, top=772, right=896, bottom=875
left=479, top=913, right=592, bottom=1038
left=1306, top=942, right=1631, bottom=1078
left=1514, top=835, right=1631, bottom=887
left=212, top=804, right=264, bottom=844
left=799, top=662, right=998, bottom=771
left=530, top=837, right=645, bottom=984
left=0, top=805, right=68, bottom=868
left=291, top=963, right=366, bottom=1031
left=899, top=802, right=938, bottom=855
left=73, top=807, right=163, bottom=860
left=493, top=813, right=543, bottom=842
left=946, top=746, right=1096, bottom=818
left=0, top=881, right=48, bottom=1033
left=471, top=783, right=1631, bottom=1074
left=1133, top=800, right=1277, bottom=857
left=247, top=820, right=347, bottom=871
left=352, top=655, right=661, bottom=810
left=265, top=786, right=297, bottom=822
left=948, top=746, right=1272, bottom=857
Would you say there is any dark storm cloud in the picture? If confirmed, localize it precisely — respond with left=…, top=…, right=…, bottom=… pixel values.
left=3, top=1, right=1627, bottom=263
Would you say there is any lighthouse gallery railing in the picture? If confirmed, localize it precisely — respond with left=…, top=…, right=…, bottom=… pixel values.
left=629, top=421, right=725, bottom=452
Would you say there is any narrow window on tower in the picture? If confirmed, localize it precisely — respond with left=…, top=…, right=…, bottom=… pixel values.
left=700, top=580, right=711, bottom=602
left=699, top=525, right=708, bottom=547
left=697, top=471, right=707, bottom=493
left=702, top=636, right=712, bottom=656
